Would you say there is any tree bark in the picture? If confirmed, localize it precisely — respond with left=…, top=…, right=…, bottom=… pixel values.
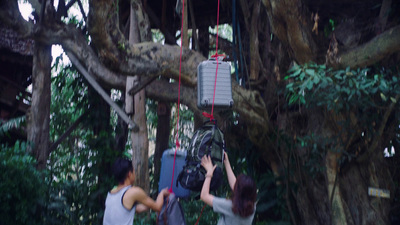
left=249, top=0, right=261, bottom=80
left=27, top=42, right=51, bottom=170
left=129, top=0, right=150, bottom=193
left=153, top=101, right=171, bottom=192
left=336, top=25, right=400, bottom=69
left=261, top=0, right=316, bottom=64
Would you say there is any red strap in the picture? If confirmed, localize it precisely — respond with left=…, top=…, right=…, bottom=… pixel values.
left=202, top=112, right=214, bottom=120
left=194, top=203, right=207, bottom=225
left=203, top=0, right=222, bottom=121
left=210, top=53, right=225, bottom=59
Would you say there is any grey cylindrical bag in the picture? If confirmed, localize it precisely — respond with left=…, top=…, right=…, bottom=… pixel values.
left=157, top=193, right=186, bottom=225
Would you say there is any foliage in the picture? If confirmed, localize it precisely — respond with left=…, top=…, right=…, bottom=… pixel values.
left=51, top=56, right=88, bottom=141
left=170, top=104, right=194, bottom=149
left=0, top=141, right=45, bottom=225
left=43, top=130, right=116, bottom=225
left=0, top=116, right=26, bottom=138
left=40, top=58, right=117, bottom=225
left=284, top=62, right=400, bottom=161
left=285, top=62, right=400, bottom=111
left=284, top=63, right=400, bottom=224
left=294, top=133, right=330, bottom=178
left=181, top=200, right=219, bottom=224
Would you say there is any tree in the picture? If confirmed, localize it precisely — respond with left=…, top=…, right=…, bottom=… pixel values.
left=1, top=0, right=400, bottom=224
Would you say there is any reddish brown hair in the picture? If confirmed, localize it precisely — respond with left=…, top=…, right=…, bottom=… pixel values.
left=232, top=174, right=257, bottom=217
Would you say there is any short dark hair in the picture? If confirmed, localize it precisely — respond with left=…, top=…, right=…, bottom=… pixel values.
left=232, top=174, right=257, bottom=217
left=112, top=158, right=133, bottom=184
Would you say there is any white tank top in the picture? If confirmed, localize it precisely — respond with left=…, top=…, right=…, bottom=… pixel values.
left=103, top=185, right=137, bottom=225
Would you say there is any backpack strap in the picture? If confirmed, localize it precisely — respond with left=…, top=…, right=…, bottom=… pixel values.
left=205, top=124, right=216, bottom=156
left=163, top=197, right=168, bottom=225
left=156, top=196, right=170, bottom=225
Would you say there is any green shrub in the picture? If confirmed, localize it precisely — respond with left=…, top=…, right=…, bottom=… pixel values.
left=0, top=141, right=45, bottom=225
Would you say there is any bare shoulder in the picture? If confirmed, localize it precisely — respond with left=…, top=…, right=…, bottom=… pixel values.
left=125, top=186, right=144, bottom=196
left=122, top=186, right=146, bottom=209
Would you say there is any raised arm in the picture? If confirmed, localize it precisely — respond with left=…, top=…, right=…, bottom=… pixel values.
left=224, top=152, right=236, bottom=191
left=200, top=155, right=216, bottom=206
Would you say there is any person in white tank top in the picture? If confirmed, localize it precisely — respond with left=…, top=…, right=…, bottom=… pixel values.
left=103, top=158, right=170, bottom=225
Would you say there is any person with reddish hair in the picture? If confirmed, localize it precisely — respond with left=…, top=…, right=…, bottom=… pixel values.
left=200, top=152, right=257, bottom=225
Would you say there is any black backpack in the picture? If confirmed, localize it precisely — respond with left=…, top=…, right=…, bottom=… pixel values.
left=157, top=193, right=186, bottom=225
left=177, top=120, right=225, bottom=192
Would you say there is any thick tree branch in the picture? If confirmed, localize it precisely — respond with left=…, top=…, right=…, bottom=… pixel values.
left=0, top=0, right=33, bottom=37
left=337, top=25, right=400, bottom=69
left=261, top=0, right=316, bottom=64
left=87, top=0, right=201, bottom=85
left=1, top=0, right=270, bottom=146
left=146, top=79, right=270, bottom=132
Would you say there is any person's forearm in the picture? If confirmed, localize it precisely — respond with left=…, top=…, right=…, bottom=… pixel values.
left=200, top=176, right=212, bottom=199
left=200, top=174, right=214, bottom=206
left=154, top=192, right=165, bottom=211
left=225, top=160, right=236, bottom=190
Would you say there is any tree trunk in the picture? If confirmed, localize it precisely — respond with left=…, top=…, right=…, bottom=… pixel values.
left=131, top=87, right=149, bottom=192
left=128, top=0, right=150, bottom=193
left=153, top=101, right=171, bottom=192
left=27, top=42, right=51, bottom=170
left=249, top=0, right=260, bottom=80
left=115, top=95, right=128, bottom=152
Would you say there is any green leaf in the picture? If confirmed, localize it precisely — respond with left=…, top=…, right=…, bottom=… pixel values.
left=299, top=71, right=306, bottom=80
left=380, top=93, right=387, bottom=101
left=313, top=75, right=320, bottom=84
left=306, top=80, right=313, bottom=90
left=286, top=82, right=294, bottom=90
left=287, top=64, right=300, bottom=73
left=379, top=80, right=388, bottom=91
left=305, top=69, right=315, bottom=77
left=289, top=95, right=298, bottom=105
left=289, top=68, right=302, bottom=78
left=300, top=96, right=306, bottom=104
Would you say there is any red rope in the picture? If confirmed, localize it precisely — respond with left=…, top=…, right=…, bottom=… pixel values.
left=170, top=0, right=185, bottom=193
left=205, top=0, right=223, bottom=122
left=194, top=203, right=207, bottom=225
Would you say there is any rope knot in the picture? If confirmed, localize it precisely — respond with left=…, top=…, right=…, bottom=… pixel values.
left=202, top=112, right=215, bottom=121
left=211, top=53, right=226, bottom=61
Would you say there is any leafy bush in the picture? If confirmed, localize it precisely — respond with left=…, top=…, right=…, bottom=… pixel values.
left=42, top=130, right=116, bottom=225
left=0, top=141, right=45, bottom=225
left=285, top=63, right=400, bottom=111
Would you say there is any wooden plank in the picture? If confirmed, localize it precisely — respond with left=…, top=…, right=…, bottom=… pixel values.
left=66, top=52, right=139, bottom=132
left=127, top=75, right=157, bottom=96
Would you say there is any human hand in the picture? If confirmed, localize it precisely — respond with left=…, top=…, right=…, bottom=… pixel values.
left=201, top=155, right=216, bottom=176
left=223, top=151, right=230, bottom=166
left=161, top=187, right=170, bottom=197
